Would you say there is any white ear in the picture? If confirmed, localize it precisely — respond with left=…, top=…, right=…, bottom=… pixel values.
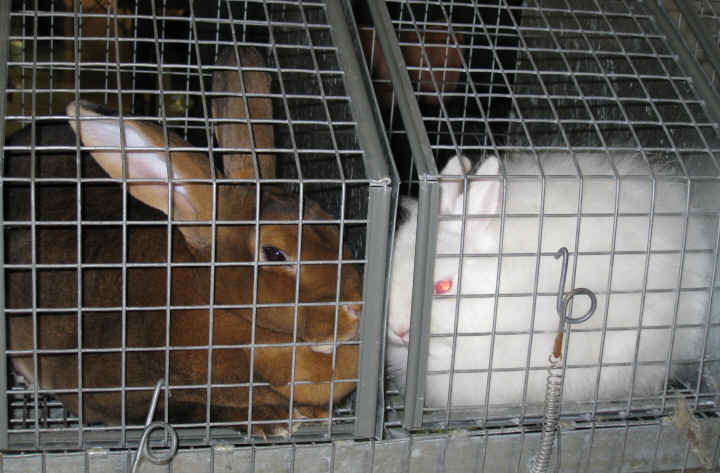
left=67, top=101, right=215, bottom=249
left=458, top=156, right=501, bottom=233
left=439, top=154, right=472, bottom=215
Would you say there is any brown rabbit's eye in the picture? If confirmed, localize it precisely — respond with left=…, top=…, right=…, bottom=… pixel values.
left=262, top=246, right=287, bottom=262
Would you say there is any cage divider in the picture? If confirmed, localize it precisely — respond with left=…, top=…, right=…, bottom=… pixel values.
left=365, top=0, right=438, bottom=177
left=0, top=0, right=10, bottom=450
left=353, top=185, right=396, bottom=438
left=327, top=0, right=398, bottom=439
left=328, top=0, right=397, bottom=184
left=362, top=0, right=446, bottom=431
left=404, top=181, right=441, bottom=429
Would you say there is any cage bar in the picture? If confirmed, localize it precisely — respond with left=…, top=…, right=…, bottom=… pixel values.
left=0, top=0, right=11, bottom=451
left=326, top=0, right=399, bottom=439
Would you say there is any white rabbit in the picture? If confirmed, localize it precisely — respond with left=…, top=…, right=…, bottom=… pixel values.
left=387, top=152, right=716, bottom=409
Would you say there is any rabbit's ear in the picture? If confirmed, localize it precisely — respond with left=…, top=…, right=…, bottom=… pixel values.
left=67, top=101, right=215, bottom=249
left=212, top=47, right=275, bottom=179
left=439, top=154, right=472, bottom=215
left=459, top=156, right=501, bottom=232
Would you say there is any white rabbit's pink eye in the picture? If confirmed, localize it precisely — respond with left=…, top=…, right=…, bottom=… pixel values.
left=433, top=279, right=452, bottom=295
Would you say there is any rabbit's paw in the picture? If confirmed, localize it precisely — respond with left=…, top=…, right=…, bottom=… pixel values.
left=292, top=405, right=330, bottom=432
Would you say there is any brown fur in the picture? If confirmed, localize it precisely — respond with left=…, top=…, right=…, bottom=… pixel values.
left=361, top=28, right=464, bottom=106
left=6, top=70, right=360, bottom=434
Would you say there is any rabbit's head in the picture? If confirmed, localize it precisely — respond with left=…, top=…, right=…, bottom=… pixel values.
left=388, top=154, right=501, bottom=347
left=66, top=101, right=361, bottom=352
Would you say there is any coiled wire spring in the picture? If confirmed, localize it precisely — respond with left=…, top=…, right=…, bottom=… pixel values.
left=532, top=355, right=565, bottom=473
left=530, top=248, right=597, bottom=473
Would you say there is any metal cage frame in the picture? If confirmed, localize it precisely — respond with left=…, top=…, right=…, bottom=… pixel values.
left=367, top=0, right=720, bottom=438
left=3, top=0, right=720, bottom=471
left=0, top=0, right=397, bottom=451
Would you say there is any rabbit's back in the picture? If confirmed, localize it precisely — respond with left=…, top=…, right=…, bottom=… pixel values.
left=4, top=122, right=175, bottom=309
left=4, top=123, right=202, bottom=423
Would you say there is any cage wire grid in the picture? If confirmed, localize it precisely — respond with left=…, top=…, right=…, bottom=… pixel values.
left=3, top=0, right=720, bottom=473
left=662, top=0, right=720, bottom=89
left=2, top=0, right=395, bottom=453
left=365, top=0, right=720, bottom=447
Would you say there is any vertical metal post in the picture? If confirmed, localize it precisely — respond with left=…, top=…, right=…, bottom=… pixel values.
left=364, top=0, right=437, bottom=178
left=403, top=182, right=440, bottom=428
left=364, top=0, right=441, bottom=428
left=327, top=0, right=398, bottom=438
left=356, top=186, right=395, bottom=438
left=0, top=0, right=11, bottom=450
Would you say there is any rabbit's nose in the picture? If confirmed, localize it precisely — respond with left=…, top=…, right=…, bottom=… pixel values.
left=393, top=328, right=410, bottom=345
left=344, top=304, right=361, bottom=320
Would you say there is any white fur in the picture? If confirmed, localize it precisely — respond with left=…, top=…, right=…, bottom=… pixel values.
left=387, top=153, right=716, bottom=408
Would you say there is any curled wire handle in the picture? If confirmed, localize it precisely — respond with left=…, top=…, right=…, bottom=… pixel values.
left=144, top=379, right=164, bottom=426
left=554, top=247, right=597, bottom=326
left=130, top=380, right=179, bottom=473
left=137, top=421, right=179, bottom=465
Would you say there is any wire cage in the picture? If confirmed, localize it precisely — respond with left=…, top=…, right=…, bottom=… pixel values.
left=369, top=0, right=720, bottom=443
left=1, top=0, right=395, bottom=452
left=3, top=0, right=720, bottom=472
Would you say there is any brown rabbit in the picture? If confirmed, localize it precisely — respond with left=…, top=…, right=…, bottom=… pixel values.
left=5, top=98, right=362, bottom=436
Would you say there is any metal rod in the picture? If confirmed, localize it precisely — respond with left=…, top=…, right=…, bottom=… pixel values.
left=531, top=247, right=597, bottom=473
left=365, top=0, right=438, bottom=178
left=403, top=181, right=441, bottom=428
left=0, top=0, right=11, bottom=451
left=327, top=0, right=398, bottom=438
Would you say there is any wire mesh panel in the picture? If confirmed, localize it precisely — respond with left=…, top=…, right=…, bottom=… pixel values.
left=2, top=419, right=719, bottom=473
left=1, top=0, right=394, bottom=451
left=370, top=0, right=720, bottom=435
left=662, top=0, right=720, bottom=88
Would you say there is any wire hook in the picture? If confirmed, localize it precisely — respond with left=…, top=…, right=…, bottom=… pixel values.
left=130, top=379, right=179, bottom=473
left=553, top=247, right=597, bottom=327
left=531, top=248, right=599, bottom=473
